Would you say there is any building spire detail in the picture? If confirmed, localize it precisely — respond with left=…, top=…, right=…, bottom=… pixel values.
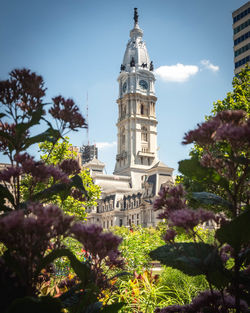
left=134, top=8, right=139, bottom=25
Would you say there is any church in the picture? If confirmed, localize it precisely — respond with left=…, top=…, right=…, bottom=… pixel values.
left=83, top=9, right=174, bottom=228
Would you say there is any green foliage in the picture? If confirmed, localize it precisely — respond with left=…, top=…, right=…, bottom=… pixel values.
left=151, top=68, right=250, bottom=311
left=216, top=209, right=250, bottom=250
left=21, top=137, right=101, bottom=220
left=39, top=137, right=77, bottom=165
left=211, top=65, right=250, bottom=115
left=158, top=267, right=208, bottom=305
left=111, top=268, right=209, bottom=313
left=149, top=243, right=224, bottom=280
left=112, top=226, right=165, bottom=272
left=178, top=66, right=250, bottom=204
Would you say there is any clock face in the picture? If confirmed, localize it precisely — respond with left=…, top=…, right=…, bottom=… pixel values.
left=122, top=82, right=127, bottom=93
left=139, top=80, right=148, bottom=90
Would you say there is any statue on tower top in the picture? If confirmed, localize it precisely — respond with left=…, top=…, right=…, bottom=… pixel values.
left=134, top=8, right=138, bottom=24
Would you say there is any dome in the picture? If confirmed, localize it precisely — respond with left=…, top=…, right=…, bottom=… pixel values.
left=122, top=10, right=151, bottom=72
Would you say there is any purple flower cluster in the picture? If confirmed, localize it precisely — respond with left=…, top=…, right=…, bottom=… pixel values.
left=0, top=203, right=74, bottom=291
left=154, top=185, right=216, bottom=235
left=15, top=153, right=70, bottom=184
left=0, top=165, right=21, bottom=183
left=183, top=110, right=250, bottom=148
left=71, top=223, right=123, bottom=266
left=219, top=244, right=233, bottom=264
left=169, top=208, right=215, bottom=230
left=153, top=185, right=187, bottom=212
left=59, top=158, right=81, bottom=176
left=50, top=96, right=87, bottom=132
left=0, top=122, right=18, bottom=153
left=0, top=69, right=46, bottom=115
left=70, top=223, right=124, bottom=289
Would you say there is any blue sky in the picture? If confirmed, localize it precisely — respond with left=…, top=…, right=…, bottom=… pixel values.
left=0, top=0, right=246, bottom=174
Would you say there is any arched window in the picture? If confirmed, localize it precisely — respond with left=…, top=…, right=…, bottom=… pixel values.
left=141, top=104, right=144, bottom=115
left=141, top=126, right=148, bottom=142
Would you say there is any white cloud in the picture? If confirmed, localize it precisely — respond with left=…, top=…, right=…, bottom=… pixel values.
left=96, top=141, right=117, bottom=150
left=154, top=63, right=199, bottom=82
left=200, top=59, right=219, bottom=72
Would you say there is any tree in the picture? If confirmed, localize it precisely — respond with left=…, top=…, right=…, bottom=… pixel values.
left=21, top=137, right=101, bottom=220
left=177, top=65, right=250, bottom=207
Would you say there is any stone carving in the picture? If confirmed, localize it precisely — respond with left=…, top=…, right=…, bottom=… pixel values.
left=120, top=64, right=126, bottom=71
left=150, top=61, right=154, bottom=71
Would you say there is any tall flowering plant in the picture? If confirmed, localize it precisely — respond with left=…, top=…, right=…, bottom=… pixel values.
left=150, top=110, right=250, bottom=313
left=0, top=69, right=124, bottom=313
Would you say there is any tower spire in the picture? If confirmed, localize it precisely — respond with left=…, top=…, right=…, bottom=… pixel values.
left=134, top=8, right=138, bottom=25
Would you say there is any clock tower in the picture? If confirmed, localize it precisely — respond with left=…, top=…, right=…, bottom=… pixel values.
left=114, top=8, right=158, bottom=188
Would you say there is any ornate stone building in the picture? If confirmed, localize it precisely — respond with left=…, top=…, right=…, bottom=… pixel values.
left=85, top=9, right=173, bottom=228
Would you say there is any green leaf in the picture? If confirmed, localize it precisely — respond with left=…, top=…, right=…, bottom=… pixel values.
left=108, top=271, right=132, bottom=281
left=192, top=192, right=232, bottom=209
left=7, top=296, right=62, bottom=313
left=23, top=128, right=60, bottom=150
left=239, top=248, right=250, bottom=266
left=30, top=182, right=71, bottom=201
left=15, top=104, right=44, bottom=136
left=178, top=158, right=210, bottom=181
left=71, top=175, right=88, bottom=198
left=149, top=243, right=227, bottom=287
left=37, top=248, right=91, bottom=284
left=0, top=184, right=15, bottom=206
left=178, top=157, right=229, bottom=190
left=216, top=210, right=250, bottom=250
left=84, top=301, right=103, bottom=313
left=101, top=302, right=125, bottom=313
left=59, top=283, right=83, bottom=308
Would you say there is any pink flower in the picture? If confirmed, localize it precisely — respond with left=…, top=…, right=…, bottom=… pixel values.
left=50, top=96, right=87, bottom=131
left=59, top=159, right=81, bottom=175
left=71, top=223, right=123, bottom=265
left=15, top=153, right=71, bottom=184
left=163, top=229, right=177, bottom=243
left=0, top=166, right=21, bottom=183
left=169, top=209, right=200, bottom=230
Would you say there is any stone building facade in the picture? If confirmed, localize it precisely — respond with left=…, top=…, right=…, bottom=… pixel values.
left=84, top=9, right=174, bottom=228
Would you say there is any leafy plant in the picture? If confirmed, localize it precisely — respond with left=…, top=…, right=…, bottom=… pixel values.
left=0, top=68, right=124, bottom=313
left=151, top=108, right=250, bottom=312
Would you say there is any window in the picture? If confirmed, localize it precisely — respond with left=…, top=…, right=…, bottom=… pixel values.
left=235, top=43, right=250, bottom=57
left=141, top=104, right=144, bottom=115
left=234, top=32, right=250, bottom=46
left=121, top=127, right=125, bottom=146
left=141, top=126, right=148, bottom=142
left=235, top=55, right=250, bottom=68
left=233, top=7, right=250, bottom=24
left=234, top=19, right=250, bottom=35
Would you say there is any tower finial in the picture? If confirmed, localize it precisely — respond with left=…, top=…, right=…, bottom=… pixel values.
left=134, top=8, right=138, bottom=24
